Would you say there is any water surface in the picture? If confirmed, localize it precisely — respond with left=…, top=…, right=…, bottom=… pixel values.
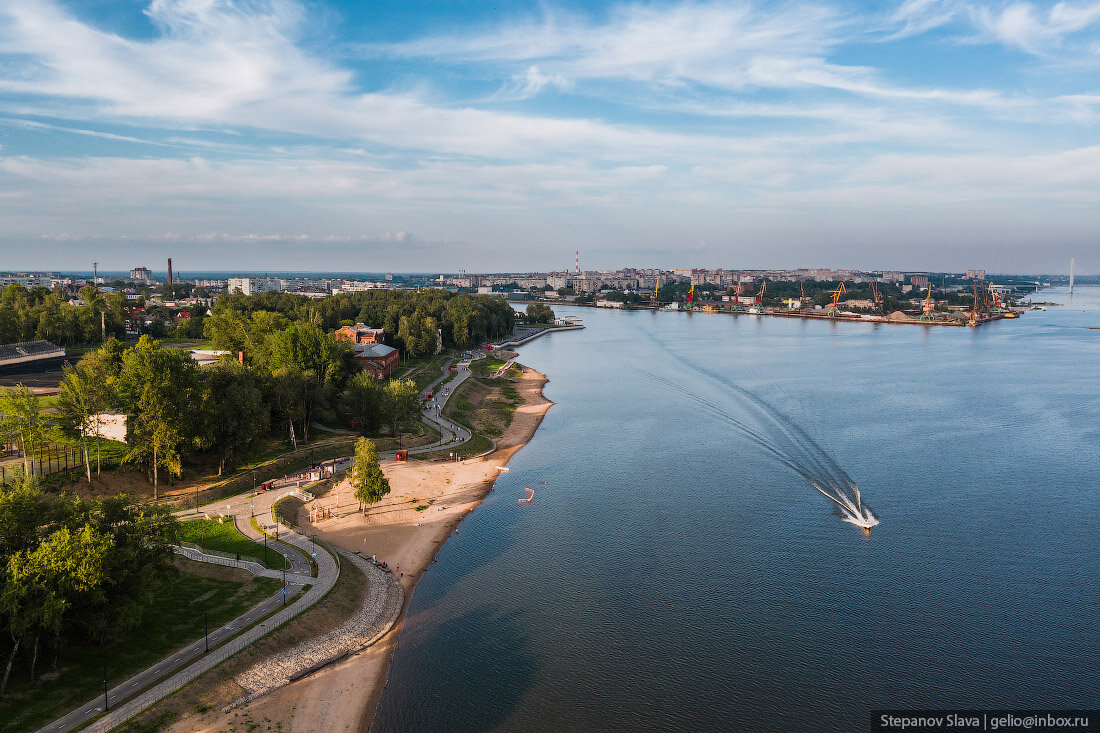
left=373, top=288, right=1100, bottom=732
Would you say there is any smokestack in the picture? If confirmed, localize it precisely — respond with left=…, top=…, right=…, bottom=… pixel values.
left=238, top=351, right=245, bottom=365
left=167, top=258, right=173, bottom=286
left=1070, top=257, right=1075, bottom=295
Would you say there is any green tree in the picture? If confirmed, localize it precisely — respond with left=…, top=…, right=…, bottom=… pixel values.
left=1, top=524, right=110, bottom=688
left=267, top=322, right=351, bottom=386
left=397, top=312, right=440, bottom=357
left=525, top=303, right=555, bottom=324
left=0, top=386, right=45, bottom=476
left=349, top=437, right=390, bottom=513
left=345, top=371, right=384, bottom=434
left=56, top=359, right=112, bottom=482
left=117, top=336, right=202, bottom=498
left=382, top=379, right=420, bottom=437
left=203, top=360, right=267, bottom=475
left=268, top=367, right=307, bottom=450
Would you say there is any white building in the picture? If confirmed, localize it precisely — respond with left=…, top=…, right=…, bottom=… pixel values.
left=0, top=273, right=53, bottom=289
left=227, top=277, right=282, bottom=296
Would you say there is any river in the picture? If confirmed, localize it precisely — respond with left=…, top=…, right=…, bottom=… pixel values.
left=372, top=287, right=1100, bottom=732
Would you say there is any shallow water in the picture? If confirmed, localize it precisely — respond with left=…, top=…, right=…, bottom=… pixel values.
left=372, top=288, right=1100, bottom=732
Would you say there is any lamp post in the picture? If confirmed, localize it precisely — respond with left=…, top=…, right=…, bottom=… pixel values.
left=103, top=665, right=108, bottom=712
left=199, top=522, right=206, bottom=554
left=263, top=532, right=268, bottom=566
left=282, top=566, right=287, bottom=606
left=204, top=611, right=209, bottom=653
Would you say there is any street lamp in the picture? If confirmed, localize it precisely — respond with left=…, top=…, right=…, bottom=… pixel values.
left=204, top=611, right=209, bottom=653
left=282, top=566, right=287, bottom=606
left=263, top=532, right=268, bottom=566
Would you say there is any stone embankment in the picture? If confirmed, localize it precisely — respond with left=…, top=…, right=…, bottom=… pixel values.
left=227, top=552, right=403, bottom=710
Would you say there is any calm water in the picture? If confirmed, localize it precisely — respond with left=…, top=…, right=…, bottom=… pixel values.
left=372, top=289, right=1100, bottom=732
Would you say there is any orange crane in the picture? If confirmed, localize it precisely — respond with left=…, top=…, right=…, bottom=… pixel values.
left=685, top=277, right=695, bottom=310
left=827, top=282, right=846, bottom=316
left=920, top=283, right=935, bottom=321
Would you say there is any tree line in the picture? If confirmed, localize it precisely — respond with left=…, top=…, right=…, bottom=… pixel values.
left=0, top=285, right=129, bottom=346
left=204, top=289, right=515, bottom=358
left=0, top=476, right=176, bottom=692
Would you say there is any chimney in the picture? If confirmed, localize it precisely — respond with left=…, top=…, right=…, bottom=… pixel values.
left=238, top=351, right=244, bottom=365
left=167, top=258, right=173, bottom=286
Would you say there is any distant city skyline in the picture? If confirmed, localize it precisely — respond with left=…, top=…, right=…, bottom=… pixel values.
left=2, top=0, right=1099, bottom=274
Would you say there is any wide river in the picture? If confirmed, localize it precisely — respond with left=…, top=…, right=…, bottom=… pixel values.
left=372, top=287, right=1099, bottom=732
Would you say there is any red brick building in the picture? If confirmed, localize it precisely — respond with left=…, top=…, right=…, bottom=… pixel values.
left=335, top=323, right=385, bottom=345
left=357, top=343, right=399, bottom=379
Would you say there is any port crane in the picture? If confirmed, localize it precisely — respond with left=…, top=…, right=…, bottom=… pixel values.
left=870, top=281, right=885, bottom=315
left=749, top=279, right=766, bottom=313
left=827, top=282, right=846, bottom=317
left=920, top=283, right=935, bottom=322
left=731, top=280, right=746, bottom=312
left=799, top=280, right=808, bottom=309
left=685, top=277, right=695, bottom=310
left=988, top=282, right=1006, bottom=313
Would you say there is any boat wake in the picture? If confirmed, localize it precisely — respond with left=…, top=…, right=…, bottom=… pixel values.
left=638, top=332, right=879, bottom=532
left=812, top=481, right=879, bottom=532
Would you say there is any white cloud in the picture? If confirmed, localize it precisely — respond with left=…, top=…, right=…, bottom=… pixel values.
left=971, top=1, right=1100, bottom=54
left=886, top=0, right=960, bottom=38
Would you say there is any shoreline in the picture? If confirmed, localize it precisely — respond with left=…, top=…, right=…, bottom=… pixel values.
left=216, top=364, right=553, bottom=732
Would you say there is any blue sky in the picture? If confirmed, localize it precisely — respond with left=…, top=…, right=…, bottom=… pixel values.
left=1, top=0, right=1098, bottom=273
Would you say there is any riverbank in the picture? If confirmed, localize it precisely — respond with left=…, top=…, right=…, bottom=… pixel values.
left=174, top=364, right=553, bottom=732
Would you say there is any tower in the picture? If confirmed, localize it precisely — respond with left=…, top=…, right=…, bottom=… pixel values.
left=575, top=250, right=580, bottom=275
left=167, top=258, right=173, bottom=286
left=1070, top=257, right=1075, bottom=295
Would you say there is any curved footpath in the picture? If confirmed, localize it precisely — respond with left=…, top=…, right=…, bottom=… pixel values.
left=39, top=356, right=479, bottom=733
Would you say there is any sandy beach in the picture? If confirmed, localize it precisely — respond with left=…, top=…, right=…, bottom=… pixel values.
left=177, top=365, right=552, bottom=732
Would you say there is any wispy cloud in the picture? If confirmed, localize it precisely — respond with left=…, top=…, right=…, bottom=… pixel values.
left=971, top=1, right=1100, bottom=54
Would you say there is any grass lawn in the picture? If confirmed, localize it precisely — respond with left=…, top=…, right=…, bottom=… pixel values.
left=0, top=558, right=281, bottom=733
left=469, top=357, right=522, bottom=379
left=414, top=375, right=517, bottom=460
left=177, top=518, right=287, bottom=570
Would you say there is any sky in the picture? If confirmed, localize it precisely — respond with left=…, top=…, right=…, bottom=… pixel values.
left=1, top=0, right=1098, bottom=274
